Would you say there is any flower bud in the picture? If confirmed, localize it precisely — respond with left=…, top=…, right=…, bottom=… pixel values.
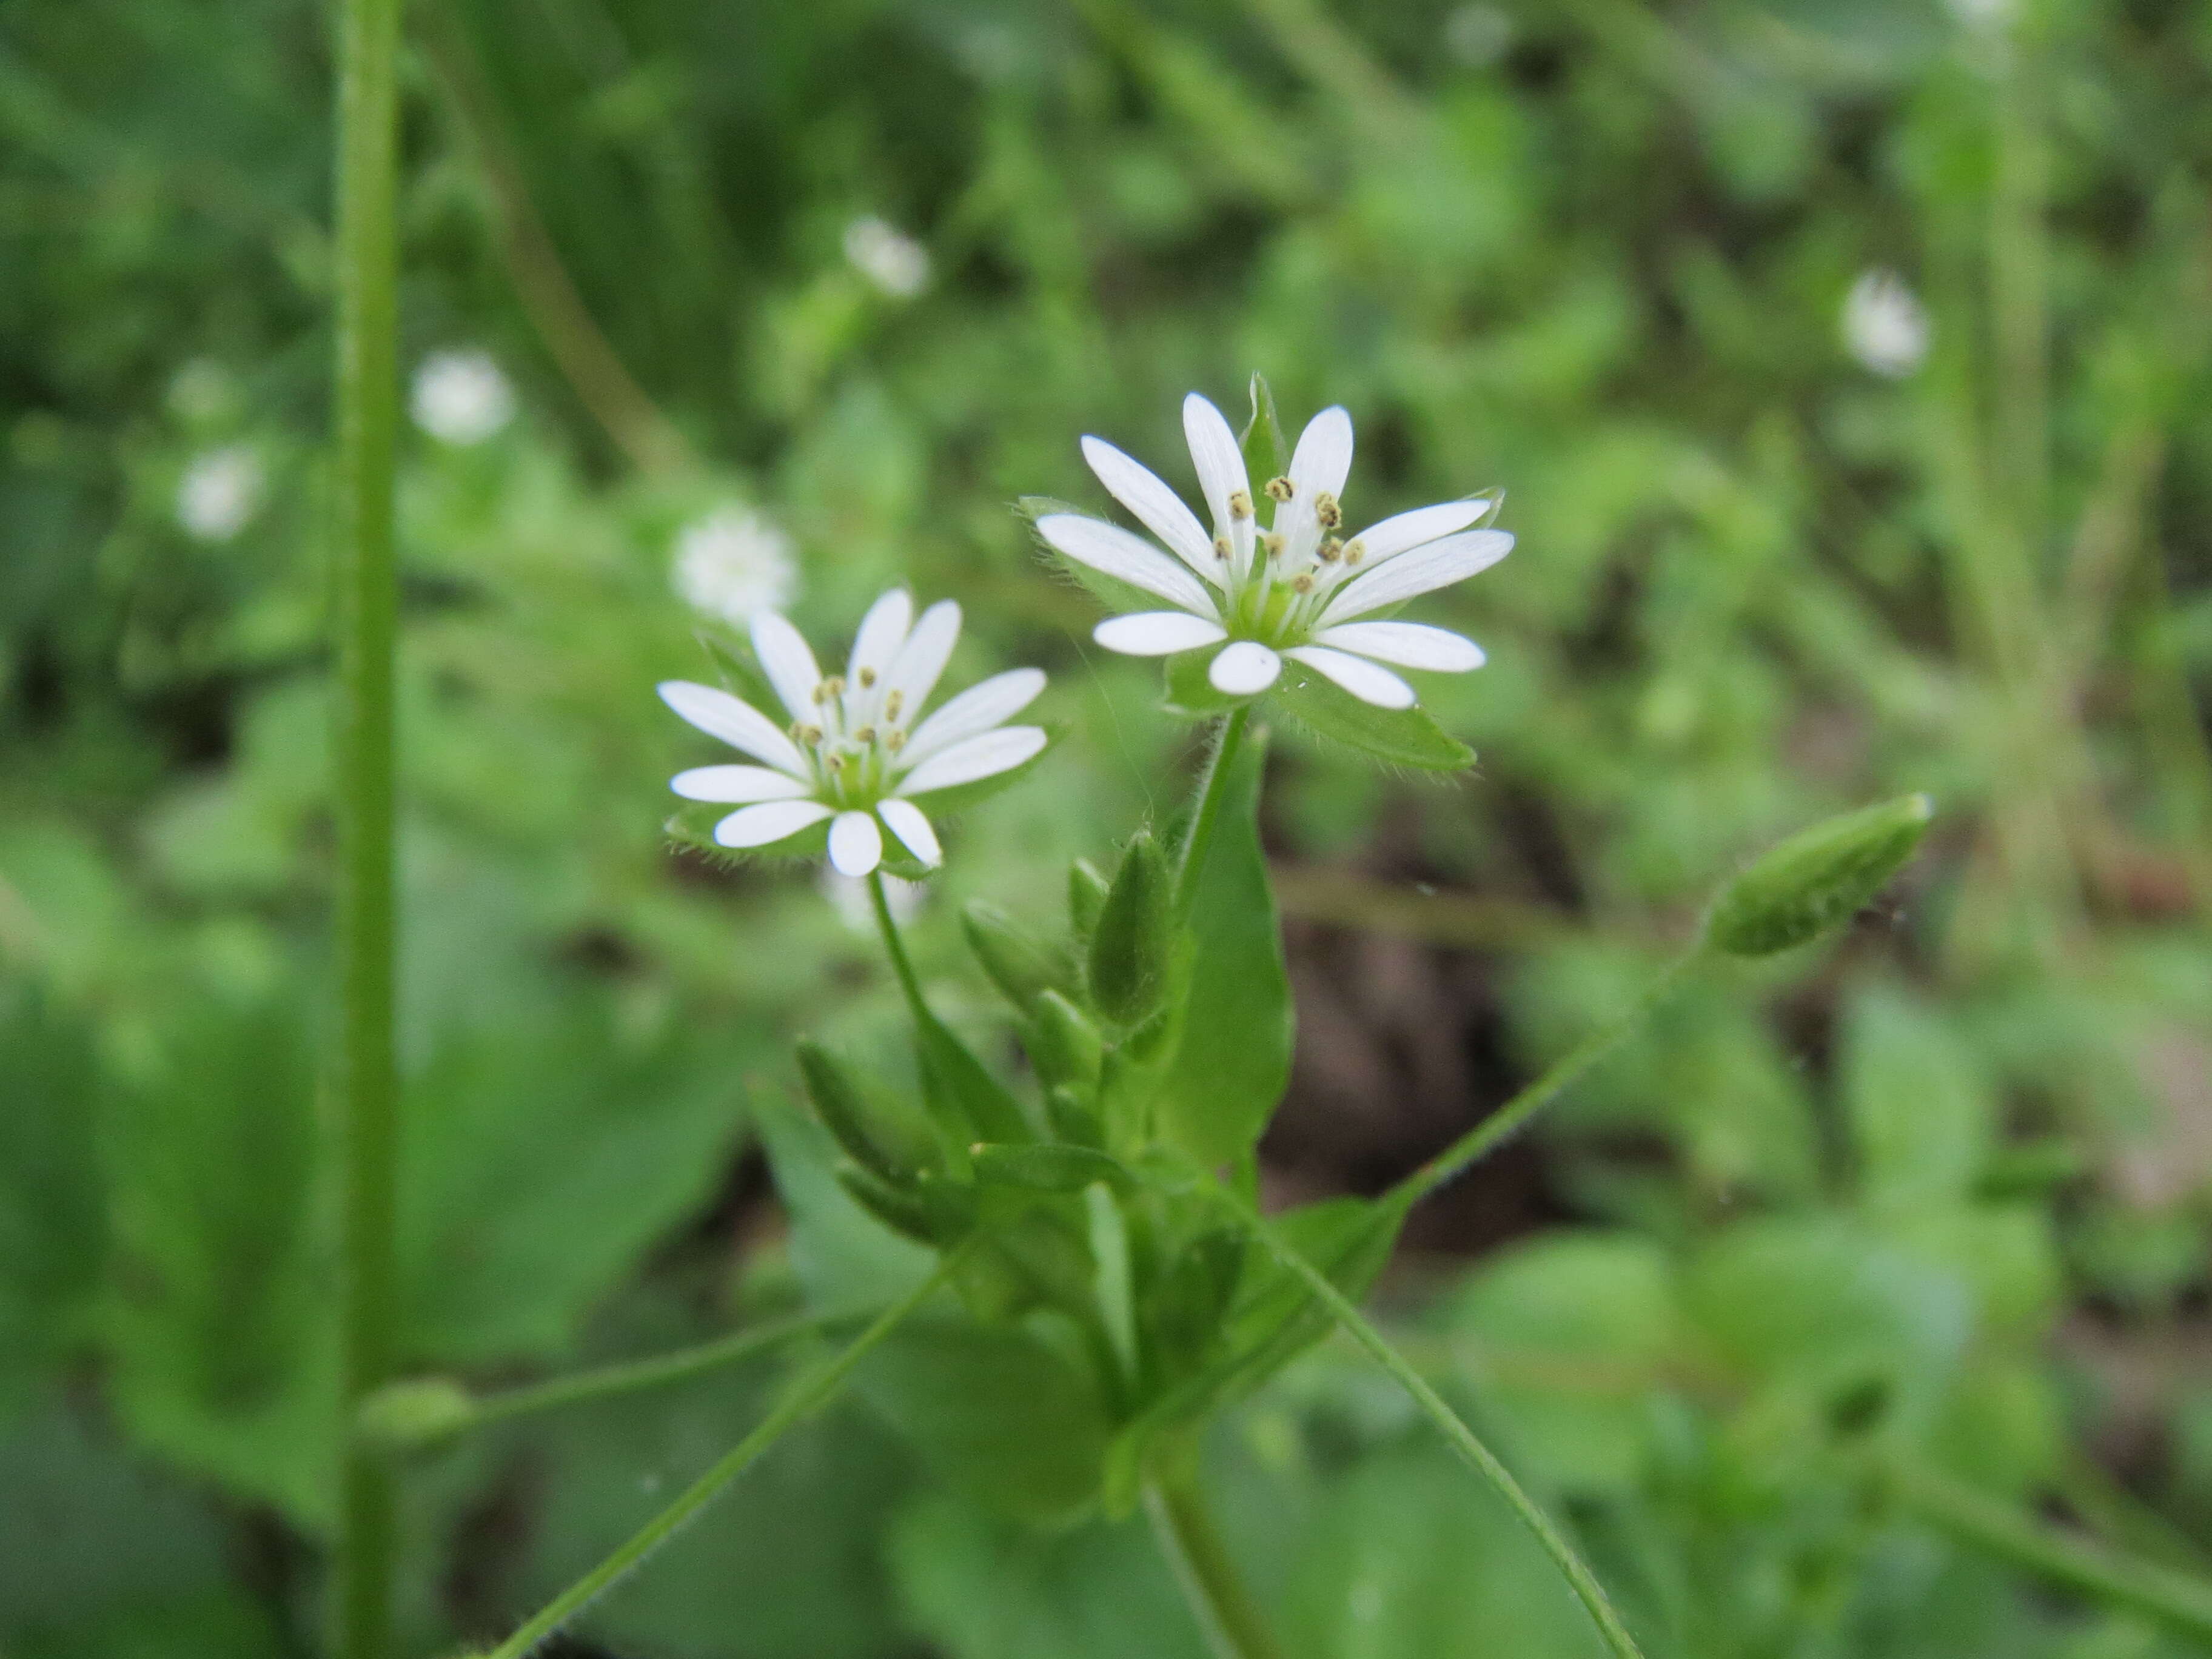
left=971, top=1141, right=1131, bottom=1195
left=1030, top=990, right=1105, bottom=1091
left=961, top=900, right=1067, bottom=1011
left=797, top=1040, right=920, bottom=1185
left=1068, top=858, right=1111, bottom=937
left=356, top=1376, right=475, bottom=1451
left=1706, top=794, right=1934, bottom=956
left=1088, top=828, right=1173, bottom=1025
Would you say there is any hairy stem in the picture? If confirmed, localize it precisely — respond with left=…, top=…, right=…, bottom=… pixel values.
left=452, top=1308, right=865, bottom=1436
left=1224, top=1200, right=1646, bottom=1659
left=1176, top=707, right=1251, bottom=920
left=1890, top=1458, right=2212, bottom=1644
left=482, top=1248, right=967, bottom=1659
left=329, top=0, right=402, bottom=1647
left=1145, top=1474, right=1288, bottom=1659
left=1395, top=946, right=1705, bottom=1208
left=868, top=868, right=930, bottom=1022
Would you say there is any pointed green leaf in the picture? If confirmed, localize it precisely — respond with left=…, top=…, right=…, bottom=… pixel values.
left=1088, top=828, right=1174, bottom=1025
left=1240, top=373, right=1287, bottom=483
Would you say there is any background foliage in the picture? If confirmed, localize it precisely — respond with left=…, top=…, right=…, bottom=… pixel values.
left=5, top=0, right=2212, bottom=1654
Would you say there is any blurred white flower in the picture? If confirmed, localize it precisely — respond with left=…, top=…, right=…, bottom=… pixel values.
left=175, top=446, right=264, bottom=541
left=410, top=349, right=515, bottom=445
left=1842, top=269, right=1930, bottom=379
left=821, top=867, right=925, bottom=933
left=1444, top=4, right=1513, bottom=65
left=1945, top=0, right=2015, bottom=30
left=842, top=216, right=932, bottom=298
left=672, top=506, right=799, bottom=625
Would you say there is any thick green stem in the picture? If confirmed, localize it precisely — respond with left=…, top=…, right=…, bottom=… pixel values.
left=1144, top=1475, right=1288, bottom=1659
left=1176, top=707, right=1251, bottom=920
left=1889, top=1459, right=2212, bottom=1644
left=448, top=1308, right=863, bottom=1437
left=1395, top=946, right=1704, bottom=1209
left=1223, top=1200, right=1646, bottom=1659
left=868, top=869, right=930, bottom=1024
left=330, top=0, right=403, bottom=1649
left=483, top=1249, right=966, bottom=1659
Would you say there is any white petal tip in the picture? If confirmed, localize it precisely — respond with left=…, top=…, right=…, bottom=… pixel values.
left=827, top=810, right=884, bottom=878
left=1208, top=641, right=1282, bottom=697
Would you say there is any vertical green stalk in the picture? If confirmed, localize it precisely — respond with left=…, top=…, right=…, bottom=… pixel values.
left=868, top=870, right=930, bottom=1022
left=1145, top=1476, right=1288, bottom=1659
left=1175, top=707, right=1251, bottom=920
left=330, top=0, right=403, bottom=1651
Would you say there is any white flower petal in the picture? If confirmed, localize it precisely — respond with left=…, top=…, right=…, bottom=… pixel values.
left=1287, top=646, right=1416, bottom=709
left=1345, top=499, right=1491, bottom=566
left=903, top=668, right=1047, bottom=763
left=671, top=765, right=814, bottom=803
left=1312, top=620, right=1486, bottom=672
left=1081, top=436, right=1222, bottom=586
left=1093, top=612, right=1228, bottom=656
left=877, top=798, right=942, bottom=867
left=828, top=810, right=883, bottom=877
left=749, top=612, right=822, bottom=722
left=896, top=726, right=1047, bottom=796
left=1208, top=640, right=1282, bottom=696
left=1288, top=406, right=1354, bottom=501
left=1036, top=514, right=1216, bottom=615
left=880, top=599, right=962, bottom=723
left=714, top=799, right=834, bottom=848
left=1182, top=393, right=1250, bottom=538
left=848, top=588, right=913, bottom=687
left=1322, top=529, right=1514, bottom=623
left=658, top=681, right=806, bottom=776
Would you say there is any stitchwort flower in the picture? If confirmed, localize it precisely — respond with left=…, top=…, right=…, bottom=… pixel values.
left=659, top=589, right=1046, bottom=878
left=1037, top=393, right=1512, bottom=709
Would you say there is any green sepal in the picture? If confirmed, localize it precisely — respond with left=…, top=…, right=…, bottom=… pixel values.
left=962, top=900, right=1070, bottom=1011
left=1088, top=827, right=1174, bottom=1025
left=692, top=628, right=780, bottom=714
left=1030, top=990, right=1105, bottom=1091
left=796, top=1039, right=929, bottom=1187
left=973, top=1142, right=1134, bottom=1196
left=1068, top=858, right=1111, bottom=938
left=1045, top=1084, right=1105, bottom=1150
left=1275, top=667, right=1475, bottom=771
left=1141, top=1229, right=1246, bottom=1380
left=1162, top=648, right=1250, bottom=720
left=1239, top=374, right=1287, bottom=483
left=1705, top=793, right=1934, bottom=956
left=836, top=1164, right=944, bottom=1246
left=915, top=1014, right=1034, bottom=1148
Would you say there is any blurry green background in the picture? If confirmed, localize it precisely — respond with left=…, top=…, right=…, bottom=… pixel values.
left=5, top=0, right=2212, bottom=1654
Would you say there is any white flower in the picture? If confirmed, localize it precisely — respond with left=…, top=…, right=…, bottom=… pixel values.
left=1842, top=269, right=1929, bottom=379
left=411, top=349, right=516, bottom=444
left=672, top=506, right=799, bottom=625
left=843, top=216, right=932, bottom=298
left=659, top=589, right=1047, bottom=879
left=1037, top=394, right=1512, bottom=709
left=175, top=446, right=264, bottom=541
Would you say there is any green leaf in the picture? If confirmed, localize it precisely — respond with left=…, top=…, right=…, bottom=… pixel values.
left=1088, top=828, right=1174, bottom=1025
left=1705, top=793, right=1934, bottom=956
left=1275, top=667, right=1476, bottom=771
left=915, top=1013, right=1034, bottom=1147
left=0, top=991, right=106, bottom=1421
left=1029, top=990, right=1105, bottom=1093
left=1068, top=859, right=1111, bottom=938
left=757, top=1099, right=937, bottom=1311
left=1153, top=731, right=1293, bottom=1167
left=1842, top=985, right=1995, bottom=1210
left=973, top=1142, right=1132, bottom=1195
left=962, top=900, right=1072, bottom=1011
left=797, top=1039, right=933, bottom=1186
left=858, top=1318, right=1113, bottom=1524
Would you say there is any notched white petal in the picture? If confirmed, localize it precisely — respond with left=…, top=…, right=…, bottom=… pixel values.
left=903, top=668, right=1046, bottom=763
left=671, top=765, right=812, bottom=803
left=896, top=726, right=1047, bottom=796
left=750, top=611, right=823, bottom=722
left=877, top=798, right=942, bottom=867
left=1081, top=435, right=1220, bottom=584
left=1287, top=645, right=1415, bottom=709
left=714, top=799, right=834, bottom=849
left=828, top=810, right=883, bottom=877
left=657, top=681, right=806, bottom=775
left=1093, top=612, right=1227, bottom=656
left=1313, top=620, right=1486, bottom=672
left=1208, top=640, right=1282, bottom=697
left=1037, top=514, right=1216, bottom=615
left=1321, top=529, right=1513, bottom=623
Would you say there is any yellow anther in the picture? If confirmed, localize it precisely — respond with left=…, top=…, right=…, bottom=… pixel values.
left=887, top=731, right=906, bottom=752
left=826, top=753, right=845, bottom=771
left=856, top=726, right=877, bottom=743
left=824, top=675, right=846, bottom=698
left=1213, top=535, right=1232, bottom=559
left=811, top=682, right=830, bottom=705
left=1315, top=492, right=1341, bottom=529
left=1292, top=573, right=1315, bottom=593
left=1262, top=532, right=1285, bottom=558
left=1344, top=539, right=1366, bottom=566
left=1319, top=536, right=1344, bottom=562
left=858, top=666, right=877, bottom=688
left=800, top=724, right=823, bottom=745
left=884, top=690, right=904, bottom=720
left=1264, top=476, right=1293, bottom=502
left=1228, top=490, right=1253, bottom=520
